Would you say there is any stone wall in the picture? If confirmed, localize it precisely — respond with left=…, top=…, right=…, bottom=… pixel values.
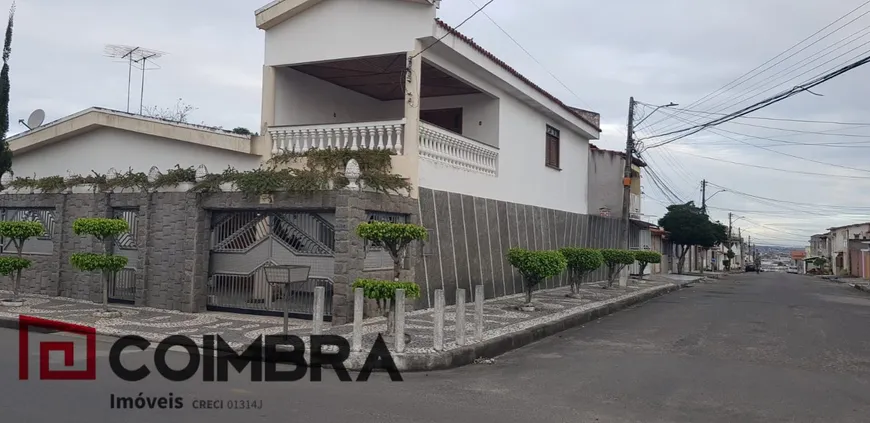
left=414, top=187, right=630, bottom=309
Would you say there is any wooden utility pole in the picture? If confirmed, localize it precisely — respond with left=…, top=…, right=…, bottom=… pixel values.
left=701, top=179, right=707, bottom=213
left=620, top=97, right=636, bottom=250
left=728, top=212, right=733, bottom=246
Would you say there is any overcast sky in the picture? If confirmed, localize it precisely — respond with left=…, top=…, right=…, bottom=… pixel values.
left=7, top=0, right=870, bottom=247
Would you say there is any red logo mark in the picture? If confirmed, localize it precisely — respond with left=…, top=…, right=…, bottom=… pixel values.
left=18, top=315, right=96, bottom=380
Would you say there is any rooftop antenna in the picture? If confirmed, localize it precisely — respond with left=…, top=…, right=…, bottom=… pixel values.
left=104, top=44, right=166, bottom=114
left=18, top=109, right=45, bottom=130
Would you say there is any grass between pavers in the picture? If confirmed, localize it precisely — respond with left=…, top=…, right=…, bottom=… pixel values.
left=0, top=276, right=705, bottom=371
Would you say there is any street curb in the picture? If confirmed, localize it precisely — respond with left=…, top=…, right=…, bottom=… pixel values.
left=362, top=277, right=703, bottom=372
left=1, top=277, right=704, bottom=372
left=849, top=283, right=869, bottom=293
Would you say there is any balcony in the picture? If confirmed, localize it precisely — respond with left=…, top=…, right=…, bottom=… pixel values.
left=269, top=120, right=406, bottom=154
left=419, top=122, right=498, bottom=176
left=267, top=120, right=500, bottom=177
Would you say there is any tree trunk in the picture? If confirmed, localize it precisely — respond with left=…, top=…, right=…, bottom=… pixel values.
left=102, top=270, right=110, bottom=312
left=677, top=246, right=689, bottom=274
left=525, top=283, right=533, bottom=304
left=606, top=265, right=618, bottom=288
left=638, top=263, right=647, bottom=278
left=13, top=241, right=22, bottom=300
left=385, top=299, right=396, bottom=336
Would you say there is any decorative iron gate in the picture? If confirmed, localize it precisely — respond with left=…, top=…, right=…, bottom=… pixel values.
left=109, top=209, right=138, bottom=304
left=207, top=211, right=335, bottom=319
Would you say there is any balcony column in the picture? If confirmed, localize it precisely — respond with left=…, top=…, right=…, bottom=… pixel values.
left=397, top=41, right=424, bottom=199
left=260, top=65, right=277, bottom=161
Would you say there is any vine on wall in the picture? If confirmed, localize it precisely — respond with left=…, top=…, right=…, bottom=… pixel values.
left=5, top=148, right=411, bottom=197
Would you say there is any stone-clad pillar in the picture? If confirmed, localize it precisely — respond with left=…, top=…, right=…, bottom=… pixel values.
left=332, top=191, right=367, bottom=324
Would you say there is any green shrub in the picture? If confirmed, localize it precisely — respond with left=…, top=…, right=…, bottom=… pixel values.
left=356, top=221, right=427, bottom=281
left=633, top=250, right=662, bottom=276
left=507, top=248, right=567, bottom=304
left=0, top=257, right=31, bottom=276
left=69, top=253, right=129, bottom=273
left=72, top=218, right=129, bottom=240
left=0, top=221, right=45, bottom=241
left=600, top=249, right=636, bottom=287
left=558, top=247, right=603, bottom=295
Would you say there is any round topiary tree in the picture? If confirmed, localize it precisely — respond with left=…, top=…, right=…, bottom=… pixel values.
left=70, top=217, right=129, bottom=317
left=507, top=248, right=567, bottom=310
left=633, top=250, right=662, bottom=279
left=723, top=259, right=731, bottom=271
left=600, top=249, right=636, bottom=288
left=558, top=247, right=603, bottom=298
left=0, top=221, right=45, bottom=306
left=355, top=221, right=427, bottom=339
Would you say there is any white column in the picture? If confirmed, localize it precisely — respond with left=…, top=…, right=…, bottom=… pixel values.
left=352, top=287, right=364, bottom=352
left=312, top=286, right=325, bottom=335
left=474, top=285, right=484, bottom=341
left=455, top=288, right=466, bottom=346
left=395, top=289, right=406, bottom=353
left=433, top=289, right=445, bottom=351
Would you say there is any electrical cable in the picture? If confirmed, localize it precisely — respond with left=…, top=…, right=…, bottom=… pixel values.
left=667, top=150, right=870, bottom=179
left=411, top=0, right=496, bottom=60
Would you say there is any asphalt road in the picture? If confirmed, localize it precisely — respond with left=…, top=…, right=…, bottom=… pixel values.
left=2, top=272, right=870, bottom=423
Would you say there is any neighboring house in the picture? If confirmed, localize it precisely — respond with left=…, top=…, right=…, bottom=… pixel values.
left=5, top=107, right=264, bottom=178
left=587, top=146, right=645, bottom=219
left=826, top=222, right=870, bottom=277
left=258, top=0, right=601, bottom=214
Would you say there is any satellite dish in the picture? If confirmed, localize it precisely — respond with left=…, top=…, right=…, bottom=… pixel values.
left=26, top=109, right=45, bottom=129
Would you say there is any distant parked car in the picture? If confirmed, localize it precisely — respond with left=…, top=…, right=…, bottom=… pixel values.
left=787, top=266, right=798, bottom=274
left=745, top=264, right=757, bottom=272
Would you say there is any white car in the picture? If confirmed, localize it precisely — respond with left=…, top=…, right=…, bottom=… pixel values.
left=787, top=266, right=798, bottom=274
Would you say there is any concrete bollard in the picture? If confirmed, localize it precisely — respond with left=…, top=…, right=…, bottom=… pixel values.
left=618, top=267, right=629, bottom=288
left=395, top=289, right=406, bottom=353
left=474, top=285, right=484, bottom=341
left=455, top=288, right=466, bottom=346
left=352, top=287, right=364, bottom=352
left=312, top=286, right=325, bottom=335
left=433, top=289, right=445, bottom=351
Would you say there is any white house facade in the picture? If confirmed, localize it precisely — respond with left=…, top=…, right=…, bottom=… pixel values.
left=258, top=0, right=601, bottom=213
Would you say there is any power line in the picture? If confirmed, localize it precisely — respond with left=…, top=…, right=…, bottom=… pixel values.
left=641, top=49, right=870, bottom=148
left=706, top=181, right=870, bottom=210
left=464, top=0, right=593, bottom=111
left=668, top=149, right=870, bottom=179
left=661, top=108, right=870, bottom=126
left=412, top=0, right=496, bottom=59
left=643, top=0, right=870, bottom=129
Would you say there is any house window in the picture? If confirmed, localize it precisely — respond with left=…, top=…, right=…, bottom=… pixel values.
left=545, top=125, right=560, bottom=169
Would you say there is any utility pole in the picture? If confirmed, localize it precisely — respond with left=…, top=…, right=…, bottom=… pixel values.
left=701, top=179, right=707, bottom=213
left=620, top=96, right=636, bottom=250
left=728, top=212, right=733, bottom=245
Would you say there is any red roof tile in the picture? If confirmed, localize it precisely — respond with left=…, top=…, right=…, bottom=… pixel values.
left=434, top=18, right=601, bottom=133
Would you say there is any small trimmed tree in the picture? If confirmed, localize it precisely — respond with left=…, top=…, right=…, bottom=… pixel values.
left=507, top=248, right=567, bottom=307
left=70, top=218, right=128, bottom=313
left=634, top=250, right=662, bottom=278
left=356, top=221, right=427, bottom=282
left=0, top=220, right=43, bottom=303
left=600, top=249, right=636, bottom=288
left=355, top=221, right=427, bottom=336
left=352, top=279, right=420, bottom=336
left=723, top=259, right=731, bottom=271
left=558, top=247, right=603, bottom=298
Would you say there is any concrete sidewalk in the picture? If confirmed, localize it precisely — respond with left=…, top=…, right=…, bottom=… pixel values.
left=0, top=273, right=708, bottom=370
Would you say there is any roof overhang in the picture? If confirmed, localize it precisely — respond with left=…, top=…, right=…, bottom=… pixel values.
left=7, top=107, right=255, bottom=156
left=255, top=0, right=439, bottom=30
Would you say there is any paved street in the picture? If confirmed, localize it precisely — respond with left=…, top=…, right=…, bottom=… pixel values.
left=2, top=272, right=870, bottom=422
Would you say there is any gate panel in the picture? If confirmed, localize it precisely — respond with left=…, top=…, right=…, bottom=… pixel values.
left=110, top=209, right=138, bottom=304
left=207, top=211, right=335, bottom=319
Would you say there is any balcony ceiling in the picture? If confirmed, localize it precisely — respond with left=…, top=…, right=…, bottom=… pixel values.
left=290, top=53, right=480, bottom=101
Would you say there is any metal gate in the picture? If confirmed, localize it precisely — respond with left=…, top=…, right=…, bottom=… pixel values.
left=207, top=211, right=335, bottom=319
left=109, top=209, right=138, bottom=304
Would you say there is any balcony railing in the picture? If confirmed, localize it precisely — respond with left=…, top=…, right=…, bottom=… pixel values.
left=269, top=120, right=405, bottom=155
left=419, top=122, right=498, bottom=177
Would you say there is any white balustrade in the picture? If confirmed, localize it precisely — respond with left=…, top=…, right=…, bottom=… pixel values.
left=268, top=120, right=405, bottom=155
left=418, top=122, right=498, bottom=176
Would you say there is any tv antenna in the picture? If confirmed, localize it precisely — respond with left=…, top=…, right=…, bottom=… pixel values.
left=104, top=44, right=166, bottom=114
left=18, top=109, right=45, bottom=130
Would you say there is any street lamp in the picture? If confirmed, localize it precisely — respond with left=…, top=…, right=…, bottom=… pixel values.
left=634, top=102, right=679, bottom=128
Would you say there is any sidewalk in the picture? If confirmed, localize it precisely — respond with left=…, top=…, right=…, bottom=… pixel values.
left=0, top=273, right=708, bottom=371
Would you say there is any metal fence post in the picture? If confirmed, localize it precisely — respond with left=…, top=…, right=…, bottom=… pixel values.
left=352, top=287, right=364, bottom=352
left=433, top=289, right=445, bottom=351
left=455, top=288, right=466, bottom=346
left=313, top=286, right=325, bottom=335
left=474, top=285, right=484, bottom=341
left=395, top=289, right=406, bottom=353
